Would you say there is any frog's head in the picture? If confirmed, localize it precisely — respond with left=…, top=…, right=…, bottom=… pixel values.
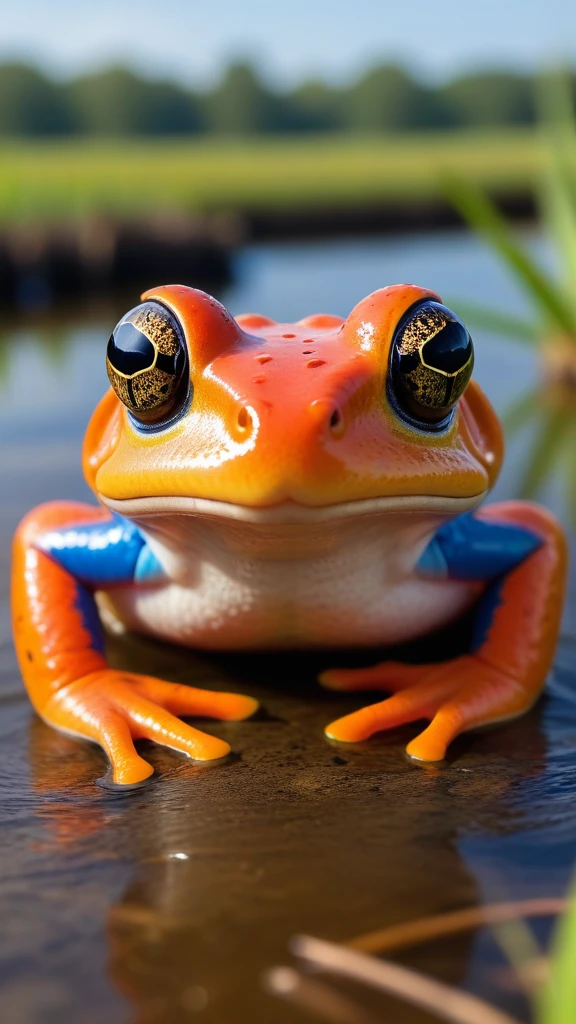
left=84, top=284, right=502, bottom=520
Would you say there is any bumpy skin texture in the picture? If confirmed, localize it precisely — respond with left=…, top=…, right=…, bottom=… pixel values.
left=11, top=284, right=568, bottom=786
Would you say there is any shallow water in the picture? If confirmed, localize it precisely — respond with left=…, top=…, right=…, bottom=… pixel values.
left=1, top=231, right=575, bottom=1024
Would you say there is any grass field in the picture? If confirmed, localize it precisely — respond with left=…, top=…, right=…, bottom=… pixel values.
left=0, top=130, right=545, bottom=223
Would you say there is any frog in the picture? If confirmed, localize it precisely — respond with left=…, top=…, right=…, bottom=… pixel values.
left=11, top=283, right=567, bottom=788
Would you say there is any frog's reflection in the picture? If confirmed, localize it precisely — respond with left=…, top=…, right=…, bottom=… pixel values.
left=26, top=643, right=555, bottom=1024
left=28, top=717, right=110, bottom=847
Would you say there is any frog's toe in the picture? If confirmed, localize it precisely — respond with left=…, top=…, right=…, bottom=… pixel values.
left=323, top=664, right=451, bottom=742
left=133, top=677, right=259, bottom=721
left=405, top=713, right=461, bottom=763
left=325, top=656, right=527, bottom=760
left=405, top=667, right=527, bottom=762
left=48, top=671, right=246, bottom=783
left=116, top=689, right=232, bottom=761
left=319, top=661, right=426, bottom=693
left=98, top=710, right=156, bottom=786
left=324, top=675, right=444, bottom=743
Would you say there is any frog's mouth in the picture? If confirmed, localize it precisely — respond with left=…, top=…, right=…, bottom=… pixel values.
left=100, top=491, right=486, bottom=523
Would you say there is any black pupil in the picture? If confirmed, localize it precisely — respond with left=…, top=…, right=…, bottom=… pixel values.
left=422, top=318, right=471, bottom=373
left=107, top=322, right=156, bottom=376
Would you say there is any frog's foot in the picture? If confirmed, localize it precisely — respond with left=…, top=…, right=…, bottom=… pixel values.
left=44, top=670, right=259, bottom=786
left=320, top=656, right=527, bottom=762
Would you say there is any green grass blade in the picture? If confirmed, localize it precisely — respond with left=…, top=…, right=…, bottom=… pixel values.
left=536, top=68, right=576, bottom=147
left=538, top=161, right=576, bottom=305
left=538, top=877, right=576, bottom=1023
left=535, top=72, right=576, bottom=307
left=443, top=174, right=576, bottom=336
left=518, top=407, right=571, bottom=498
left=559, top=415, right=576, bottom=530
left=448, top=300, right=539, bottom=343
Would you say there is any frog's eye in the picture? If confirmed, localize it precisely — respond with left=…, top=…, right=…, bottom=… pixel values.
left=106, top=301, right=189, bottom=425
left=388, top=300, right=473, bottom=429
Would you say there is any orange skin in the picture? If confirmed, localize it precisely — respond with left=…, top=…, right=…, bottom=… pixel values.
left=11, top=284, right=568, bottom=785
left=87, top=284, right=498, bottom=506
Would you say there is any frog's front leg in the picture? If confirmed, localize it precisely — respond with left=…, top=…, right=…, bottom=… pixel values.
left=11, top=502, right=258, bottom=787
left=321, top=502, right=567, bottom=762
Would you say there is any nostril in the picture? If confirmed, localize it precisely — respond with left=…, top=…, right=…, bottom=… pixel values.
left=237, top=407, right=252, bottom=431
left=330, top=407, right=345, bottom=437
left=310, top=398, right=345, bottom=436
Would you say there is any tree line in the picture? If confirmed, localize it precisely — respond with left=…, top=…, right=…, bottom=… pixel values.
left=0, top=61, right=554, bottom=137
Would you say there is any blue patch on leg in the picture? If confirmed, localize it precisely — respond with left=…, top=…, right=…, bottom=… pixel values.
left=134, top=544, right=165, bottom=584
left=470, top=577, right=505, bottom=651
left=417, top=512, right=542, bottom=582
left=74, top=582, right=105, bottom=654
left=38, top=513, right=165, bottom=588
left=416, top=511, right=543, bottom=656
left=416, top=538, right=448, bottom=577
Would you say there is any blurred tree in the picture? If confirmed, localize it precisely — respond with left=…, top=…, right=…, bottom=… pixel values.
left=0, top=64, right=74, bottom=135
left=284, top=80, right=343, bottom=132
left=67, top=67, right=202, bottom=135
left=440, top=72, right=536, bottom=127
left=202, top=62, right=282, bottom=134
left=344, top=64, right=453, bottom=132
left=0, top=60, right=574, bottom=137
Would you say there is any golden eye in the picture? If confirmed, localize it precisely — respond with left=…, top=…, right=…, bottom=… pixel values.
left=389, top=301, right=473, bottom=428
left=106, top=301, right=189, bottom=425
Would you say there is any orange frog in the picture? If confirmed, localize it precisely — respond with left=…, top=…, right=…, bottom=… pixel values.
left=11, top=284, right=567, bottom=787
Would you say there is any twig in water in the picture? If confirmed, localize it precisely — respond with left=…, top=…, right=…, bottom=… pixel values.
left=347, top=898, right=566, bottom=956
left=292, top=934, right=522, bottom=1024
left=264, top=966, right=381, bottom=1024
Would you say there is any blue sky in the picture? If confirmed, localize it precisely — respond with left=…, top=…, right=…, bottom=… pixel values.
left=1, top=0, right=574, bottom=86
